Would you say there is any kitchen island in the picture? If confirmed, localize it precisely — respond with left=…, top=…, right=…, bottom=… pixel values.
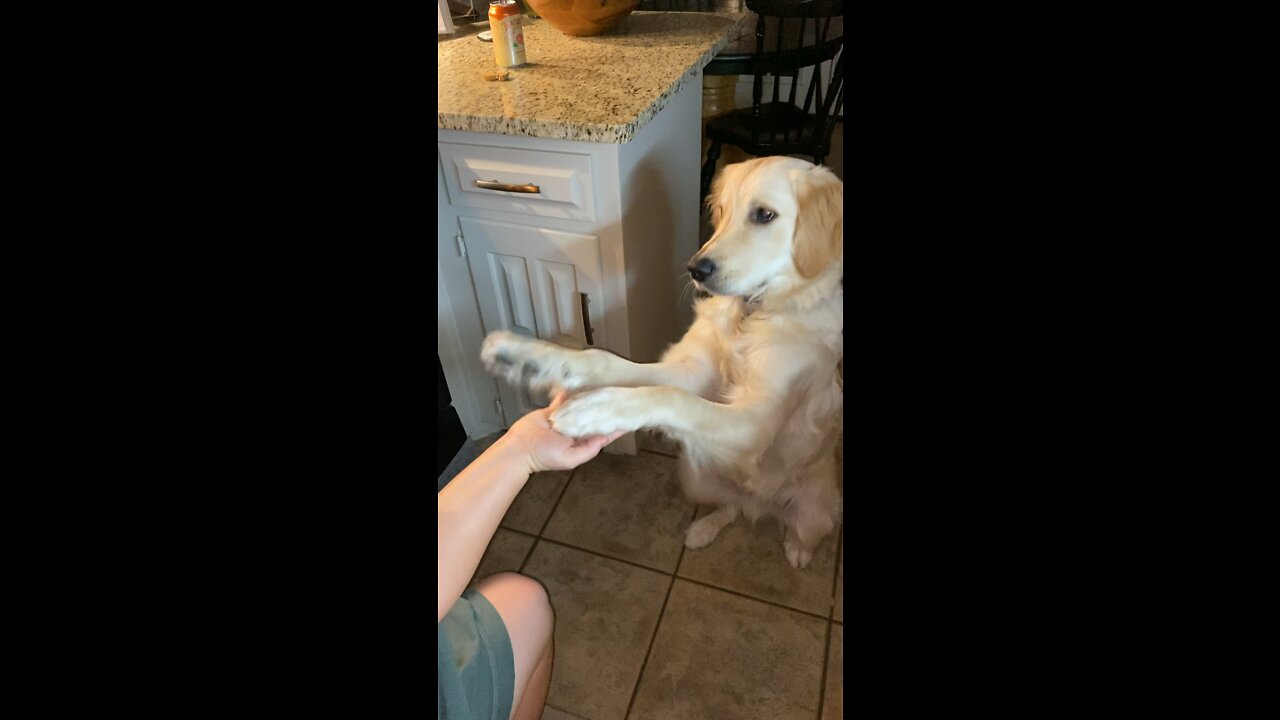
left=438, top=12, right=746, bottom=447
left=438, top=12, right=746, bottom=141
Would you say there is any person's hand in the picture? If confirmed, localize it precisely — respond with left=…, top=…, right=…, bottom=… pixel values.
left=494, top=392, right=625, bottom=474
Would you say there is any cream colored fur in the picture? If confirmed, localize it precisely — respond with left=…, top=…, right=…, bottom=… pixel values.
left=481, top=156, right=843, bottom=568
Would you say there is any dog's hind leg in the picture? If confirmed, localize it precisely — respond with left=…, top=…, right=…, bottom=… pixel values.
left=685, top=505, right=739, bottom=549
left=781, top=454, right=840, bottom=569
left=678, top=458, right=740, bottom=549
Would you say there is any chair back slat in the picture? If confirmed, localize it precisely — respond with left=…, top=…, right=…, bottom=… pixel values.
left=752, top=11, right=767, bottom=147
left=702, top=0, right=842, bottom=204
left=817, top=47, right=843, bottom=121
left=783, top=17, right=807, bottom=142
left=801, top=62, right=821, bottom=117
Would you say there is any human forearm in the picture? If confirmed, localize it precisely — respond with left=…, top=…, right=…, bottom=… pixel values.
left=437, top=392, right=620, bottom=624
left=437, top=439, right=533, bottom=622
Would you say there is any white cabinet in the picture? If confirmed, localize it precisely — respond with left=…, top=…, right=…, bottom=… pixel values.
left=459, top=216, right=606, bottom=420
left=437, top=77, right=704, bottom=453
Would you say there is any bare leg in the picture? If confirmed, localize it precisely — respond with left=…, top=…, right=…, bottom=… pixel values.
left=473, top=573, right=554, bottom=720
left=512, top=640, right=552, bottom=720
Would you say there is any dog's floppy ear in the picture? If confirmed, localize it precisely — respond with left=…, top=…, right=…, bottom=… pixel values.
left=790, top=167, right=844, bottom=279
left=706, top=162, right=741, bottom=227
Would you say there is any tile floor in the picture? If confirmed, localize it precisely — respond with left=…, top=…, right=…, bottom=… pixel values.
left=467, top=436, right=844, bottom=720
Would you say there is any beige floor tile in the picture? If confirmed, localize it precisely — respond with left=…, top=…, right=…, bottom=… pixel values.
left=677, top=510, right=840, bottom=616
left=467, top=528, right=536, bottom=588
left=822, top=624, right=843, bottom=720
left=629, top=579, right=827, bottom=720
left=542, top=452, right=693, bottom=573
left=500, top=470, right=571, bottom=535
left=522, top=540, right=671, bottom=720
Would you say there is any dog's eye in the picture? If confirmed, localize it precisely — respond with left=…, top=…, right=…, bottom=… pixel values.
left=752, top=207, right=777, bottom=224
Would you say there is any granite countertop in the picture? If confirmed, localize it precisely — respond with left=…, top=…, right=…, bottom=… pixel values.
left=438, top=12, right=748, bottom=144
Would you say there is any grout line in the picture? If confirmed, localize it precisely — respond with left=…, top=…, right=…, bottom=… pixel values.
left=531, top=536, right=678, bottom=577
left=819, top=527, right=845, bottom=717
left=517, top=537, right=539, bottom=576
left=637, top=446, right=679, bottom=459
left=519, top=467, right=578, bottom=573
left=675, top=576, right=833, bottom=622
left=624, top=530, right=687, bottom=719
left=539, top=467, right=578, bottom=538
left=469, top=525, right=541, bottom=588
left=816, top=617, right=834, bottom=720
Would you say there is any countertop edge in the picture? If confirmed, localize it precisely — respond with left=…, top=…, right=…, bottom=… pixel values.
left=437, top=113, right=639, bottom=144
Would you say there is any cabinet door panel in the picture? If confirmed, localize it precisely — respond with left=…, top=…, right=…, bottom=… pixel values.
left=538, top=260, right=589, bottom=349
left=460, top=216, right=605, bottom=421
left=488, top=253, right=539, bottom=338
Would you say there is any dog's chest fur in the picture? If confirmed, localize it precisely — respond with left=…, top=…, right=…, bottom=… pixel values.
left=697, top=294, right=843, bottom=401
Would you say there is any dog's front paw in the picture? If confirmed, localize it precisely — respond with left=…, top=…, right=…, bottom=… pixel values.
left=480, top=330, right=568, bottom=392
left=549, top=387, right=648, bottom=438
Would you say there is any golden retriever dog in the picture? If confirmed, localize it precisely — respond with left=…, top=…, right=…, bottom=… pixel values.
left=481, top=156, right=843, bottom=568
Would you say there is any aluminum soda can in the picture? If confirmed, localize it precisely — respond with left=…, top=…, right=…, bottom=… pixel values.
left=488, top=0, right=527, bottom=68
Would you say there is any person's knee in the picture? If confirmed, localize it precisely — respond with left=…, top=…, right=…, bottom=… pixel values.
left=478, top=572, right=547, bottom=603
left=510, top=574, right=554, bottom=638
left=476, top=573, right=554, bottom=636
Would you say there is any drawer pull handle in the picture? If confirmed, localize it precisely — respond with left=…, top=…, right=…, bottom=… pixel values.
left=475, top=179, right=541, bottom=194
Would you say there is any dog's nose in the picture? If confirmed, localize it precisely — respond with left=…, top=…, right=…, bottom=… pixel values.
left=687, top=258, right=716, bottom=282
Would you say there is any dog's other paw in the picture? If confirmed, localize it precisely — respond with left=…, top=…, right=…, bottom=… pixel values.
left=783, top=535, right=814, bottom=569
left=548, top=387, right=647, bottom=438
left=480, top=330, right=565, bottom=392
left=684, top=516, right=723, bottom=549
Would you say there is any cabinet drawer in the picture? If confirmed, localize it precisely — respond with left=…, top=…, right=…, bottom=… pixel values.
left=439, top=143, right=596, bottom=222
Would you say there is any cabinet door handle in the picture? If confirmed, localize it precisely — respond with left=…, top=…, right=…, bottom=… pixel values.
left=475, top=179, right=541, bottom=194
left=580, top=292, right=594, bottom=346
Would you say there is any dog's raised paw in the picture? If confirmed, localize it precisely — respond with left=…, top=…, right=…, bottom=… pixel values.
left=480, top=331, right=562, bottom=391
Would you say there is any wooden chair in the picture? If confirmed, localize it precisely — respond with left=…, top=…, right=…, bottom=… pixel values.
left=700, top=0, right=844, bottom=203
